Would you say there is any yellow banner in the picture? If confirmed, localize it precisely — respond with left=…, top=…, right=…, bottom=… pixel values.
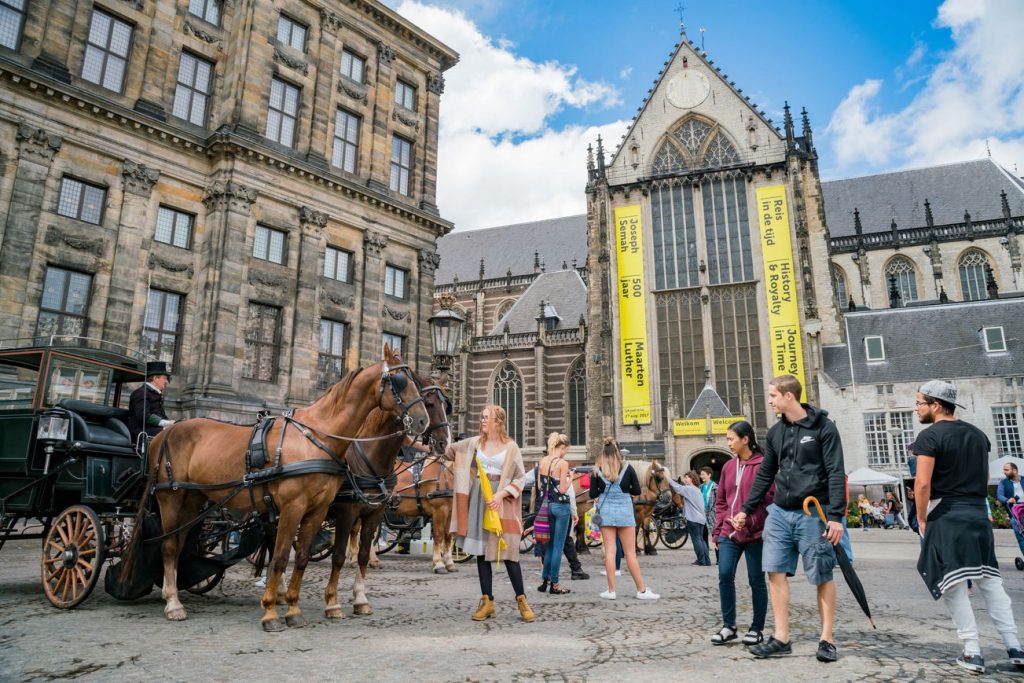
left=673, top=416, right=748, bottom=436
left=615, top=205, right=651, bottom=424
left=756, top=186, right=805, bottom=386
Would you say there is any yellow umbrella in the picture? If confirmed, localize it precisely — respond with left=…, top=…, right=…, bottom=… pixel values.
left=477, top=455, right=508, bottom=561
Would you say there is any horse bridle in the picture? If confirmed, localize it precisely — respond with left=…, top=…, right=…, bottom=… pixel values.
left=419, top=385, right=453, bottom=453
left=380, top=361, right=426, bottom=434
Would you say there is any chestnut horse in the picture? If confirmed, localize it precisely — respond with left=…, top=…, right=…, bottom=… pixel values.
left=633, top=461, right=672, bottom=555
left=126, top=347, right=428, bottom=631
left=324, top=374, right=452, bottom=619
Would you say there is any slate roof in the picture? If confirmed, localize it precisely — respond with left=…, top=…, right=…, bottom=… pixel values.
left=685, top=382, right=734, bottom=418
left=435, top=215, right=587, bottom=285
left=821, top=297, right=1024, bottom=387
left=821, top=159, right=1024, bottom=237
left=490, top=269, right=588, bottom=335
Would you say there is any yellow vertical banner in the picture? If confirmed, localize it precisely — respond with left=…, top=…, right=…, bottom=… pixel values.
left=756, top=186, right=805, bottom=386
left=615, top=205, right=652, bottom=424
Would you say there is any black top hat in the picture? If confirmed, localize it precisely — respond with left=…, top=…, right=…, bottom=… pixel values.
left=146, top=361, right=171, bottom=378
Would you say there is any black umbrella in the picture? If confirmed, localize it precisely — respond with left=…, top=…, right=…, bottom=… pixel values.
left=804, top=496, right=876, bottom=629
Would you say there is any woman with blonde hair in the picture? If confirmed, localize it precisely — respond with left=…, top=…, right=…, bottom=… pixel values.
left=537, top=431, right=573, bottom=595
left=588, top=437, right=659, bottom=600
left=447, top=404, right=534, bottom=622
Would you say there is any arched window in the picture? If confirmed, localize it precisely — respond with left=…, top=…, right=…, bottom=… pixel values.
left=492, top=362, right=523, bottom=445
left=702, top=134, right=740, bottom=167
left=652, top=117, right=742, bottom=177
left=884, top=257, right=918, bottom=305
left=566, top=358, right=586, bottom=446
left=959, top=250, right=990, bottom=301
left=673, top=119, right=712, bottom=157
left=494, top=300, right=514, bottom=328
left=832, top=264, right=848, bottom=309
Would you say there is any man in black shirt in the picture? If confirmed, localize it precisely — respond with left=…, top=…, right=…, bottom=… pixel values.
left=913, top=380, right=1024, bottom=675
left=127, top=361, right=174, bottom=442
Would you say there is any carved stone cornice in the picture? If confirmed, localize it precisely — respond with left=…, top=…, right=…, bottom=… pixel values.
left=202, top=179, right=257, bottom=214
left=320, top=9, right=344, bottom=32
left=299, top=206, right=328, bottom=230
left=16, top=124, right=62, bottom=164
left=427, top=72, right=445, bottom=95
left=392, top=107, right=420, bottom=131
left=182, top=20, right=224, bottom=49
left=377, top=41, right=395, bottom=66
left=122, top=160, right=160, bottom=196
left=418, top=248, right=440, bottom=275
left=320, top=288, right=355, bottom=308
left=273, top=47, right=309, bottom=76
left=364, top=230, right=387, bottom=258
left=248, top=268, right=289, bottom=288
left=44, top=226, right=105, bottom=257
left=337, top=78, right=368, bottom=104
left=148, top=252, right=195, bottom=278
left=382, top=304, right=410, bottom=321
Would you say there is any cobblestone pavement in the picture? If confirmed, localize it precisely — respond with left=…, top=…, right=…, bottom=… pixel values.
left=2, top=529, right=1024, bottom=682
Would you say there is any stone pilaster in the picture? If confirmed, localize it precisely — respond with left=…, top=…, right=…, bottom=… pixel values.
left=533, top=340, right=545, bottom=445
left=285, top=206, right=328, bottom=403
left=367, top=42, right=397, bottom=194
left=419, top=73, right=445, bottom=214
left=359, top=230, right=388, bottom=362
left=103, top=160, right=160, bottom=346
left=306, top=11, right=345, bottom=168
left=0, top=125, right=63, bottom=339
left=417, top=247, right=440, bottom=368
left=132, top=1, right=176, bottom=120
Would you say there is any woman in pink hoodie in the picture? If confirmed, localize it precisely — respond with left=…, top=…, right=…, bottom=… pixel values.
left=709, top=420, right=775, bottom=647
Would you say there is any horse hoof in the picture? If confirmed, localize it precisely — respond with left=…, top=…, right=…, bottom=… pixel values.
left=445, top=564, right=458, bottom=573
left=353, top=604, right=373, bottom=616
left=325, top=607, right=345, bottom=620
left=646, top=549, right=658, bottom=556
left=165, top=608, right=187, bottom=621
left=368, top=560, right=382, bottom=569
left=433, top=566, right=448, bottom=575
left=285, top=614, right=308, bottom=628
left=262, top=618, right=285, bottom=633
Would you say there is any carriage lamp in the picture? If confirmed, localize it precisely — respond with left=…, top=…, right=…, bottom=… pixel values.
left=428, top=307, right=466, bottom=367
left=37, top=413, right=70, bottom=442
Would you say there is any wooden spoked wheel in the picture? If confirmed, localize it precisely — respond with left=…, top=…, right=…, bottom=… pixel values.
left=450, top=542, right=473, bottom=564
left=41, top=505, right=106, bottom=609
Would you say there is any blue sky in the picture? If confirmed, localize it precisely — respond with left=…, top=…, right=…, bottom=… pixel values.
left=390, top=0, right=1024, bottom=230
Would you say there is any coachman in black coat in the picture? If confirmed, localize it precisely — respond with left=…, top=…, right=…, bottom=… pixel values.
left=128, top=361, right=174, bottom=441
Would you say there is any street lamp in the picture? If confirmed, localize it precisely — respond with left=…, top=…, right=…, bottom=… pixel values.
left=428, top=299, right=465, bottom=375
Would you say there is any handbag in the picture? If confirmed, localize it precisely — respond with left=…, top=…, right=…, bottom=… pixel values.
left=591, top=496, right=605, bottom=528
left=533, top=490, right=551, bottom=545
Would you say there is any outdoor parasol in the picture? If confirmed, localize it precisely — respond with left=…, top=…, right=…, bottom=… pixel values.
left=804, top=495, right=876, bottom=629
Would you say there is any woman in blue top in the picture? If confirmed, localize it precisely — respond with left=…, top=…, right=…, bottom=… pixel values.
left=589, top=437, right=659, bottom=601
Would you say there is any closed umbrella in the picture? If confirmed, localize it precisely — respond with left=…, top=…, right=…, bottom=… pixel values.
left=476, top=455, right=508, bottom=561
left=804, top=496, right=876, bottom=629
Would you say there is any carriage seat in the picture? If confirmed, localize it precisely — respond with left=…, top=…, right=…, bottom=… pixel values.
left=57, top=399, right=132, bottom=447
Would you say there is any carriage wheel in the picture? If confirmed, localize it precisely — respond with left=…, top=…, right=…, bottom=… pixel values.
left=186, top=570, right=225, bottom=595
left=41, top=505, right=106, bottom=609
left=519, top=528, right=535, bottom=554
left=450, top=542, right=474, bottom=564
left=658, top=519, right=690, bottom=550
left=373, top=521, right=401, bottom=555
left=294, top=518, right=335, bottom=562
left=635, top=521, right=657, bottom=552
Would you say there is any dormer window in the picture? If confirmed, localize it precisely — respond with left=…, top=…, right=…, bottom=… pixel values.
left=538, top=301, right=561, bottom=332
left=983, top=326, right=1006, bottom=353
left=865, top=336, right=885, bottom=362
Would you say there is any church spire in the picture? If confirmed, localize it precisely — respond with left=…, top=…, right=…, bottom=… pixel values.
left=596, top=135, right=606, bottom=177
left=783, top=101, right=795, bottom=148
left=924, top=198, right=934, bottom=228
left=801, top=107, right=813, bottom=148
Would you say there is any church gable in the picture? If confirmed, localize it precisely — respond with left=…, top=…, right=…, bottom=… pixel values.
left=608, top=37, right=785, bottom=183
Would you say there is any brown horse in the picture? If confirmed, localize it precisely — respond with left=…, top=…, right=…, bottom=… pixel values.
left=324, top=374, right=451, bottom=619
left=633, top=461, right=672, bottom=555
left=127, top=347, right=428, bottom=631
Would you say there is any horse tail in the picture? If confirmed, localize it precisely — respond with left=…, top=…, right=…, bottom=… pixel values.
left=120, top=428, right=170, bottom=582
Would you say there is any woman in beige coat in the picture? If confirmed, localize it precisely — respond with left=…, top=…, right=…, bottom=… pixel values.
left=447, top=404, right=535, bottom=622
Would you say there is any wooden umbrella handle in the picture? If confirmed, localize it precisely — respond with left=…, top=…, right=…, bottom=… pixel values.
left=803, top=496, right=827, bottom=523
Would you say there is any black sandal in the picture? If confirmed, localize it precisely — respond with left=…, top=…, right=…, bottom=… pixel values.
left=711, top=625, right=737, bottom=645
left=549, top=583, right=571, bottom=594
left=537, top=580, right=549, bottom=593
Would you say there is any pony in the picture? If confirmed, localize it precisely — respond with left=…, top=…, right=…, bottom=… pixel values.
left=631, top=460, right=673, bottom=555
left=124, top=346, right=428, bottom=631
left=324, top=373, right=452, bottom=619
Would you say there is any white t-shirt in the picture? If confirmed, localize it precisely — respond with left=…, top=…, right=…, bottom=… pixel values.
left=476, top=448, right=506, bottom=476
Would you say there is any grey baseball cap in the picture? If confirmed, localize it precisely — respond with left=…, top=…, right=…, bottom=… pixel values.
left=919, top=380, right=966, bottom=409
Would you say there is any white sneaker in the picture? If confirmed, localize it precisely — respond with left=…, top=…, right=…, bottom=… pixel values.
left=254, top=576, right=267, bottom=588
left=599, top=569, right=622, bottom=576
left=599, top=590, right=617, bottom=600
left=636, top=588, right=660, bottom=600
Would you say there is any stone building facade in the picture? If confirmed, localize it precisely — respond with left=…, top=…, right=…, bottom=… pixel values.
left=0, top=0, right=457, bottom=418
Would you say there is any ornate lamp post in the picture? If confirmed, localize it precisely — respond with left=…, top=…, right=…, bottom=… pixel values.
left=428, top=294, right=466, bottom=434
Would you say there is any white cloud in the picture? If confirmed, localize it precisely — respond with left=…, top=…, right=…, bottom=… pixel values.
left=824, top=0, right=1024, bottom=177
left=619, top=66, right=633, bottom=80
left=395, top=1, right=623, bottom=229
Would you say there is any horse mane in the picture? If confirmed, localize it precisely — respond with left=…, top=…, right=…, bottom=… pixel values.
left=320, top=364, right=364, bottom=409
left=625, top=459, right=670, bottom=492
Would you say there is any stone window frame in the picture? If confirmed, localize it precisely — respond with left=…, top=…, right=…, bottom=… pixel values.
left=0, top=0, right=28, bottom=51
left=187, top=0, right=220, bottom=27
left=864, top=335, right=885, bottom=362
left=323, top=245, right=352, bottom=283
left=394, top=78, right=417, bottom=110
left=565, top=355, right=586, bottom=446
left=34, top=266, right=93, bottom=339
left=331, top=108, right=361, bottom=174
left=883, top=255, right=919, bottom=305
left=243, top=301, right=281, bottom=382
left=992, top=406, right=1023, bottom=456
left=154, top=205, right=194, bottom=250
left=957, top=248, right=991, bottom=302
left=317, top=318, right=348, bottom=390
left=384, top=263, right=408, bottom=299
left=382, top=331, right=405, bottom=358
left=276, top=13, right=307, bottom=53
left=253, top=224, right=287, bottom=265
left=80, top=7, right=134, bottom=94
left=172, top=50, right=214, bottom=127
left=143, top=288, right=183, bottom=372
left=389, top=134, right=413, bottom=196
left=57, top=176, right=107, bottom=225
left=652, top=115, right=744, bottom=176
left=340, top=48, right=366, bottom=84
left=832, top=263, right=848, bottom=308
left=266, top=77, right=301, bottom=148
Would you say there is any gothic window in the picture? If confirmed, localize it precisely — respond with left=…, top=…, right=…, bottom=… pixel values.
left=143, top=289, right=182, bottom=372
left=656, top=290, right=706, bottom=426
left=702, top=177, right=753, bottom=284
left=243, top=303, right=280, bottom=382
left=673, top=119, right=712, bottom=157
left=495, top=300, right=514, bottom=327
left=702, top=134, right=740, bottom=167
left=884, top=256, right=918, bottom=305
left=958, top=250, right=990, bottom=301
left=492, top=362, right=523, bottom=445
left=650, top=181, right=699, bottom=289
left=709, top=285, right=765, bottom=430
left=832, top=264, right=848, bottom=308
left=567, top=358, right=586, bottom=446
left=651, top=143, right=685, bottom=176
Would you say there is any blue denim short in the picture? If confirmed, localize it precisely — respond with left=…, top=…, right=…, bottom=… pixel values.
left=761, top=504, right=836, bottom=586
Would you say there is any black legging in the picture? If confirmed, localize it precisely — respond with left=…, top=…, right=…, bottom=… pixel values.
left=477, top=555, right=525, bottom=598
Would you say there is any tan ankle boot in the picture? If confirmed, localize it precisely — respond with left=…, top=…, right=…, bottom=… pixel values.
left=472, top=595, right=495, bottom=621
left=516, top=595, right=535, bottom=622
